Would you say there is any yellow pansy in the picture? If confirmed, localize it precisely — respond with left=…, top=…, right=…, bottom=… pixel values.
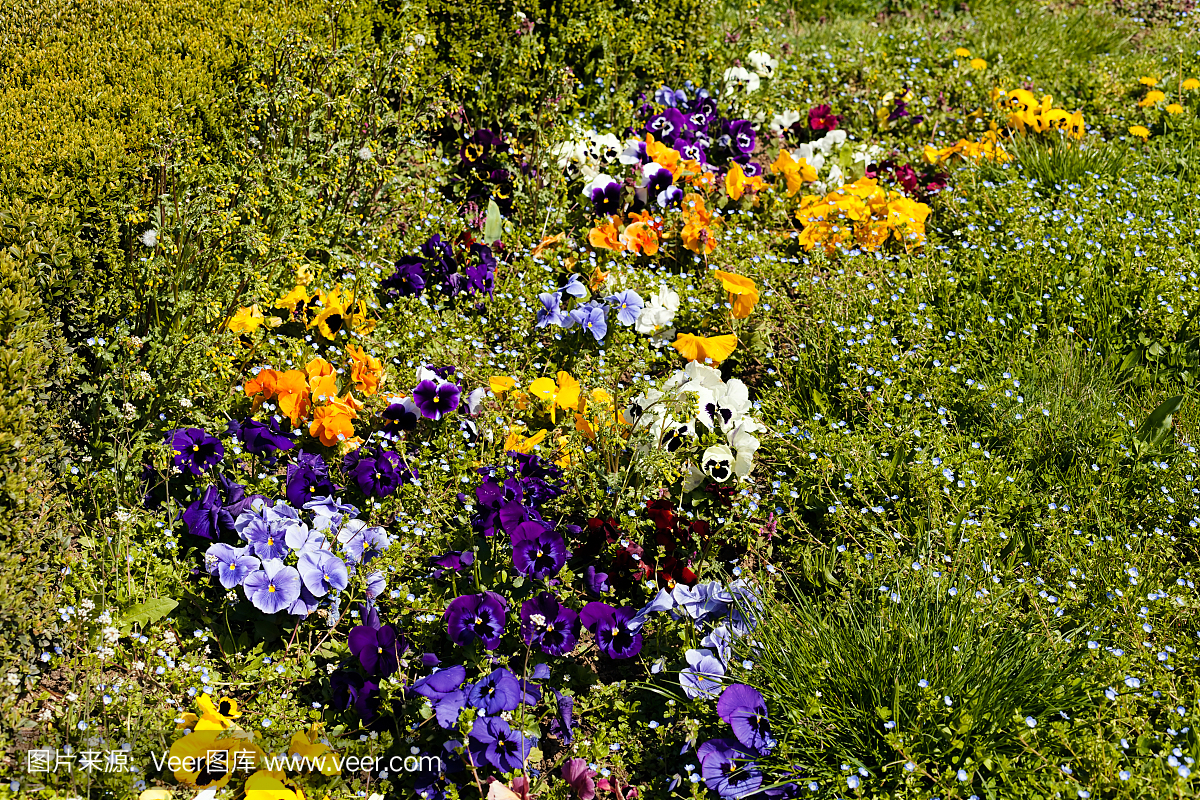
left=305, top=357, right=339, bottom=402
left=245, top=769, right=304, bottom=799
left=505, top=426, right=548, bottom=454
left=288, top=727, right=340, bottom=776
left=672, top=333, right=738, bottom=365
left=168, top=730, right=262, bottom=790
left=275, top=284, right=309, bottom=313
left=347, top=344, right=384, bottom=396
left=489, top=376, right=517, bottom=394
left=529, top=372, right=581, bottom=422
left=724, top=162, right=765, bottom=201
left=228, top=305, right=267, bottom=335
left=770, top=150, right=817, bottom=197
left=713, top=270, right=760, bottom=319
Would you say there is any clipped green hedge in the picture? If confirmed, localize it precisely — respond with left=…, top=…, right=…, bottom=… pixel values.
left=0, top=0, right=348, bottom=686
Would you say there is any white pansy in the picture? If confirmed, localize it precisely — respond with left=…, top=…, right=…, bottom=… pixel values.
left=590, top=132, right=623, bottom=163
left=728, top=420, right=764, bottom=478
left=624, top=388, right=665, bottom=428
left=618, top=138, right=646, bottom=165
left=701, top=445, right=735, bottom=481
left=722, top=66, right=760, bottom=96
left=770, top=110, right=801, bottom=135
left=747, top=50, right=778, bottom=78
left=635, top=285, right=680, bottom=338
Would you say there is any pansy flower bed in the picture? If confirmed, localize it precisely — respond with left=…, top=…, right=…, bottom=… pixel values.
left=11, top=1, right=1200, bottom=799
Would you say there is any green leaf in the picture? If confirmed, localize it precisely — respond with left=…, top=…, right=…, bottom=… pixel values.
left=118, top=597, right=178, bottom=634
left=484, top=198, right=503, bottom=245
left=1135, top=394, right=1183, bottom=449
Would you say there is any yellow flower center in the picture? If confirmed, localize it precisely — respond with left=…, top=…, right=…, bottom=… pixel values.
left=268, top=585, right=276, bottom=593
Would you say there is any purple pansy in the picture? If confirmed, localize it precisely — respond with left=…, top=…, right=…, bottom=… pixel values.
left=465, top=243, right=496, bottom=295
left=297, top=550, right=349, bottom=597
left=605, top=289, right=644, bottom=327
left=697, top=738, right=762, bottom=798
left=520, top=592, right=579, bottom=656
left=381, top=397, right=420, bottom=436
left=240, top=516, right=289, bottom=561
left=583, top=175, right=622, bottom=216
left=512, top=524, right=567, bottom=580
left=285, top=452, right=337, bottom=508
left=348, top=623, right=404, bottom=678
left=445, top=591, right=507, bottom=650
left=227, top=416, right=296, bottom=459
left=680, top=647, right=726, bottom=699
left=726, top=119, right=756, bottom=156
left=345, top=447, right=413, bottom=498
left=579, top=602, right=642, bottom=659
left=412, top=665, right=469, bottom=728
left=570, top=302, right=608, bottom=343
left=181, top=484, right=235, bottom=540
left=341, top=523, right=391, bottom=565
left=243, top=559, right=302, bottom=614
left=204, top=543, right=259, bottom=589
left=331, top=670, right=380, bottom=722
left=170, top=428, right=224, bottom=476
left=647, top=107, right=688, bottom=140
left=467, top=667, right=522, bottom=715
left=382, top=256, right=427, bottom=298
left=654, top=85, right=688, bottom=107
left=430, top=550, right=475, bottom=579
left=467, top=717, right=531, bottom=773
left=550, top=689, right=576, bottom=745
left=717, top=684, right=775, bottom=755
left=412, top=379, right=461, bottom=421
left=584, top=566, right=611, bottom=596
left=536, top=291, right=571, bottom=329
left=638, top=163, right=674, bottom=206
left=288, top=585, right=323, bottom=618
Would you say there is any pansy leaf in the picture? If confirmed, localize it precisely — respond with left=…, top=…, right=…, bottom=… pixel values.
left=118, top=597, right=178, bottom=634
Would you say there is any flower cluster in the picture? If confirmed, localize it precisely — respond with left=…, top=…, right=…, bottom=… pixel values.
left=794, top=177, right=932, bottom=253
left=625, top=361, right=764, bottom=489
left=204, top=471, right=392, bottom=617
left=923, top=129, right=1010, bottom=166
left=992, top=87, right=1085, bottom=138
left=551, top=126, right=624, bottom=180
left=242, top=350, right=383, bottom=447
left=1127, top=75, right=1198, bottom=140
left=382, top=233, right=496, bottom=301
left=456, top=128, right=516, bottom=213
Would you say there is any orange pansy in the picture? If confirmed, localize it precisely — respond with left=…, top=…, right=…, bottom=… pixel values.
left=275, top=370, right=311, bottom=426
